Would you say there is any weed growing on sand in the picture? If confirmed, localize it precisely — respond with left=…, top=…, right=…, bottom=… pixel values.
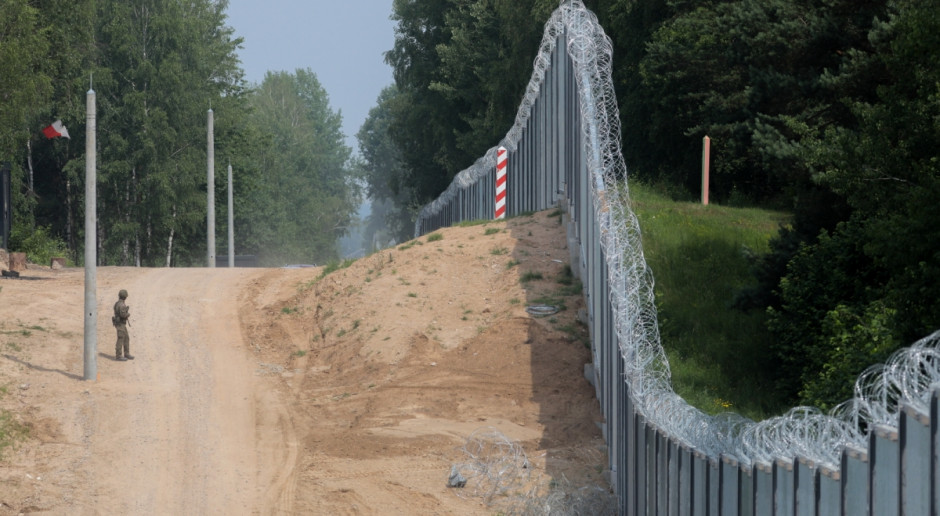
left=0, top=386, right=28, bottom=459
left=520, top=271, right=544, bottom=283
left=484, top=227, right=501, bottom=236
left=398, top=240, right=423, bottom=251
left=506, top=259, right=520, bottom=268
left=407, top=292, right=417, bottom=298
left=490, top=247, right=508, bottom=256
left=456, top=219, right=489, bottom=227
left=426, top=233, right=443, bottom=242
left=557, top=322, right=590, bottom=347
left=293, top=350, right=307, bottom=358
left=298, top=259, right=358, bottom=290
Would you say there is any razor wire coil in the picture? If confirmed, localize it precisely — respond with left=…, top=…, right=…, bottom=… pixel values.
left=418, top=0, right=940, bottom=476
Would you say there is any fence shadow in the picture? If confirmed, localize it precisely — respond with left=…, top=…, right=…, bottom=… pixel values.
left=505, top=211, right=610, bottom=496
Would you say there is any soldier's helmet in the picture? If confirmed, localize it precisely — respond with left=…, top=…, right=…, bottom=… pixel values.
left=119, top=289, right=128, bottom=299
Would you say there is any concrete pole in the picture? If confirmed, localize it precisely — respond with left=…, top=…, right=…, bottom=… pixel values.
left=227, top=163, right=234, bottom=267
left=83, top=87, right=97, bottom=381
left=207, top=109, right=215, bottom=267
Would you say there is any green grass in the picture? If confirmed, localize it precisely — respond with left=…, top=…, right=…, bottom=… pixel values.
left=456, top=218, right=491, bottom=227
left=426, top=233, right=443, bottom=242
left=520, top=271, right=544, bottom=283
left=629, top=183, right=790, bottom=420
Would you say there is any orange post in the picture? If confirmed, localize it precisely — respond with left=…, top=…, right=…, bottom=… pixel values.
left=701, top=136, right=710, bottom=205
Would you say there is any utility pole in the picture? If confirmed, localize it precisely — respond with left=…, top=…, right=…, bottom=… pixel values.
left=84, top=85, right=97, bottom=381
left=227, top=163, right=234, bottom=268
left=207, top=109, right=215, bottom=267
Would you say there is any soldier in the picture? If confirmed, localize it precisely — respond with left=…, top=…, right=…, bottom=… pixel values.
left=113, top=289, right=134, bottom=361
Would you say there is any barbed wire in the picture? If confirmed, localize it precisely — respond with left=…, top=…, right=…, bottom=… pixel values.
left=423, top=0, right=940, bottom=486
left=449, top=428, right=616, bottom=515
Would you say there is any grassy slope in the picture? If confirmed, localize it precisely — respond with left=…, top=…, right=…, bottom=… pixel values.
left=628, top=184, right=790, bottom=421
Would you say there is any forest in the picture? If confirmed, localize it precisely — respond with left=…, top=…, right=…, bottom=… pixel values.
left=1, top=0, right=937, bottom=409
left=360, top=0, right=939, bottom=410
left=1, top=0, right=357, bottom=267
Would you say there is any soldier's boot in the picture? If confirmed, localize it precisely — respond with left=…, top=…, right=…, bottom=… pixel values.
left=125, top=354, right=135, bottom=360
left=116, top=356, right=127, bottom=361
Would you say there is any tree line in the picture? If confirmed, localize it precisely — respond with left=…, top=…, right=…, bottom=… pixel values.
left=0, top=0, right=358, bottom=267
left=358, top=0, right=938, bottom=410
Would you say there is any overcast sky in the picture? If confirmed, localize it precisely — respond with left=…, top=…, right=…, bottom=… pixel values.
left=225, top=0, right=398, bottom=153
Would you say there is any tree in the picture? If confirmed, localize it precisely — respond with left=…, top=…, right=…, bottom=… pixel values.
left=238, top=69, right=357, bottom=265
left=385, top=0, right=558, bottom=206
left=765, top=0, right=940, bottom=407
left=89, top=0, right=246, bottom=266
left=357, top=86, right=417, bottom=248
left=0, top=0, right=53, bottom=236
left=633, top=0, right=886, bottom=203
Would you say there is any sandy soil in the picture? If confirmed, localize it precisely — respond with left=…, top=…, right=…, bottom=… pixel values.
left=0, top=210, right=606, bottom=515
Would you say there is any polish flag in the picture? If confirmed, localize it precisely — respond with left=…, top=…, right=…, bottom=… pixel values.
left=42, top=120, right=70, bottom=139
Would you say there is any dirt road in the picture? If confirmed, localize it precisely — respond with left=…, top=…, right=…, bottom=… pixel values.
left=0, top=210, right=606, bottom=515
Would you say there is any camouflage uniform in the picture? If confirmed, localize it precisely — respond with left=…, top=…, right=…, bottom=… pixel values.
left=113, top=289, right=133, bottom=360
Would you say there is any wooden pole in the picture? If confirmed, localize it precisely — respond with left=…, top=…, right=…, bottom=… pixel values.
left=701, top=135, right=710, bottom=206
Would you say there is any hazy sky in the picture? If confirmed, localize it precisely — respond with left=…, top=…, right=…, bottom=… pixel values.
left=225, top=1, right=398, bottom=153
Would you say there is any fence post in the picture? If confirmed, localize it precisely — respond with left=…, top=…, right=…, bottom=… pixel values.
left=740, top=463, right=754, bottom=516
left=933, top=386, right=940, bottom=515
left=774, top=458, right=794, bottom=516
left=930, top=384, right=940, bottom=514
left=794, top=457, right=816, bottom=516
left=817, top=464, right=841, bottom=516
left=753, top=462, right=773, bottom=516
left=899, top=403, right=930, bottom=515
left=720, top=455, right=740, bottom=516
left=842, top=445, right=870, bottom=516
left=870, top=425, right=900, bottom=516
left=678, top=445, right=693, bottom=516
left=692, top=450, right=708, bottom=516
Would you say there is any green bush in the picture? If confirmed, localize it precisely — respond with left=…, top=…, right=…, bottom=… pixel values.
left=8, top=225, right=69, bottom=266
left=800, top=302, right=898, bottom=410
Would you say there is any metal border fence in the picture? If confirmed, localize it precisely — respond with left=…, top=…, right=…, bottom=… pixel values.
left=414, top=2, right=940, bottom=514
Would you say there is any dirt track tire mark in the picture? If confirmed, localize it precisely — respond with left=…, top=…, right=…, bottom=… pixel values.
left=68, top=268, right=298, bottom=514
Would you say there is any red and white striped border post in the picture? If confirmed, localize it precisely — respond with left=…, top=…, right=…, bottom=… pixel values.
left=495, top=146, right=507, bottom=219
